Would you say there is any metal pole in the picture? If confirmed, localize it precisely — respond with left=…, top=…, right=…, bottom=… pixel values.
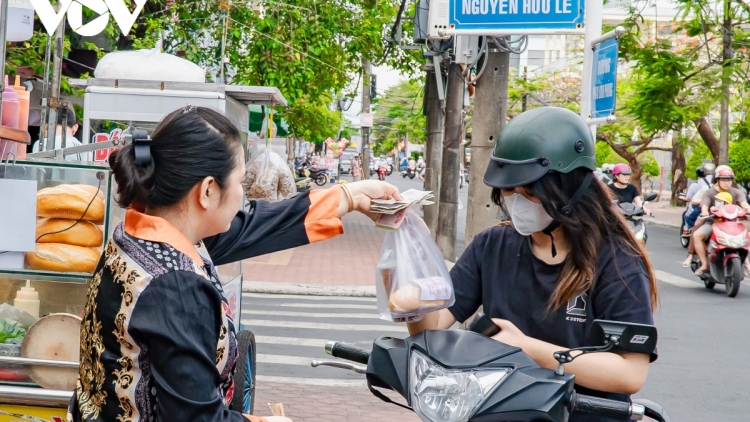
left=423, top=68, right=444, bottom=239
left=45, top=17, right=65, bottom=152
left=436, top=62, right=465, bottom=261
left=522, top=65, right=528, bottom=112
left=361, top=59, right=372, bottom=178
left=580, top=0, right=603, bottom=137
left=465, top=47, right=509, bottom=244
left=0, top=0, right=9, bottom=119
left=39, top=34, right=53, bottom=148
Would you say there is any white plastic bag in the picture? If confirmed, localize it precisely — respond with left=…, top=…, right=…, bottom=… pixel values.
left=94, top=49, right=206, bottom=82
left=376, top=210, right=455, bottom=322
left=243, top=148, right=296, bottom=202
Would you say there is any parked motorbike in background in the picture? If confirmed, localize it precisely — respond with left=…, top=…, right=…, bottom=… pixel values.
left=297, top=164, right=329, bottom=186
left=616, top=193, right=657, bottom=244
left=312, top=318, right=669, bottom=422
left=691, top=203, right=749, bottom=297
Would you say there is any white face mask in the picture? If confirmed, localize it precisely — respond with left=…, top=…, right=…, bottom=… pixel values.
left=504, top=193, right=555, bottom=236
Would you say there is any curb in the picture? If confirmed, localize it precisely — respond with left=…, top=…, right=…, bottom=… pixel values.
left=243, top=281, right=376, bottom=297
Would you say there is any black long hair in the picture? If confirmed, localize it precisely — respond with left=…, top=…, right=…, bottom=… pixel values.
left=109, top=107, right=242, bottom=209
left=492, top=168, right=658, bottom=311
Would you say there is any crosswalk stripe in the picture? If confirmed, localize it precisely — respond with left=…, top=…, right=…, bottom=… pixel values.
left=257, top=354, right=312, bottom=366
left=240, top=319, right=408, bottom=332
left=242, top=293, right=375, bottom=302
left=255, top=335, right=370, bottom=348
left=257, top=375, right=366, bottom=388
left=273, top=303, right=378, bottom=310
left=241, top=309, right=380, bottom=319
left=655, top=270, right=701, bottom=289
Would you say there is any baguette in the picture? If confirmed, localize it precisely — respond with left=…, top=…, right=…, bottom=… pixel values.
left=25, top=243, right=101, bottom=273
left=37, top=184, right=105, bottom=221
left=35, top=219, right=103, bottom=247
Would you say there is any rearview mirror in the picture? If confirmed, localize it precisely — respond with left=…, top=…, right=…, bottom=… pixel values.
left=588, top=320, right=657, bottom=355
left=644, top=193, right=658, bottom=202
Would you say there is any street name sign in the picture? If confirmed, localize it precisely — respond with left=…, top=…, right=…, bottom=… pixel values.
left=450, top=0, right=585, bottom=30
left=591, top=37, right=619, bottom=119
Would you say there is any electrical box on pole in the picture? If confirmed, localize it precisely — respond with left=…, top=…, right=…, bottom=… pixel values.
left=369, top=74, right=377, bottom=99
left=454, top=35, right=480, bottom=65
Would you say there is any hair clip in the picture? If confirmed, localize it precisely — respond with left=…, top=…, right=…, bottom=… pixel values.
left=182, top=104, right=197, bottom=113
left=132, top=129, right=153, bottom=167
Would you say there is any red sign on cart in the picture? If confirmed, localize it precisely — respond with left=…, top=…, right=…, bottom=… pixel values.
left=92, top=128, right=122, bottom=162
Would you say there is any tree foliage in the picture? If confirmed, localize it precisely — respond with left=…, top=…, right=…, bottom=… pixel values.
left=372, top=78, right=425, bottom=155
left=5, top=0, right=420, bottom=143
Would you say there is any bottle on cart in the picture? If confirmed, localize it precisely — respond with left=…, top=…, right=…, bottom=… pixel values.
left=14, top=281, right=40, bottom=319
left=1, top=75, right=21, bottom=159
left=10, top=76, right=29, bottom=159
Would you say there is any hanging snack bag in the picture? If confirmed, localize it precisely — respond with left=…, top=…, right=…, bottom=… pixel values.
left=243, top=148, right=296, bottom=202
left=376, top=210, right=454, bottom=322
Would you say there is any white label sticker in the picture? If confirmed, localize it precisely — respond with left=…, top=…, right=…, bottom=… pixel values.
left=0, top=178, right=37, bottom=253
left=630, top=335, right=649, bottom=345
left=414, top=276, right=452, bottom=301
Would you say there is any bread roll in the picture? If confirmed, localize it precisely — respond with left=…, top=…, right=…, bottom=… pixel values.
left=26, top=244, right=101, bottom=273
left=36, top=218, right=103, bottom=247
left=389, top=283, right=421, bottom=313
left=37, top=184, right=105, bottom=221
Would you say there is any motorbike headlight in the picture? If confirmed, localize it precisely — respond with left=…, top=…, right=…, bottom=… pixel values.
left=409, top=350, right=510, bottom=422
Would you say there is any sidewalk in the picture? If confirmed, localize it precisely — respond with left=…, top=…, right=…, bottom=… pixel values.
left=254, top=381, right=421, bottom=422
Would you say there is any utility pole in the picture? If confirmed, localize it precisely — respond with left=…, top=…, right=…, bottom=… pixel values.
left=465, top=46, right=510, bottom=244
left=436, top=62, right=464, bottom=261
left=521, top=65, right=528, bottom=112
left=423, top=68, right=444, bottom=239
left=361, top=59, right=372, bottom=177
left=45, top=14, right=65, bottom=151
left=719, top=0, right=732, bottom=165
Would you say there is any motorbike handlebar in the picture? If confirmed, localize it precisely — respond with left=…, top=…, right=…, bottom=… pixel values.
left=572, top=393, right=646, bottom=420
left=325, top=341, right=370, bottom=365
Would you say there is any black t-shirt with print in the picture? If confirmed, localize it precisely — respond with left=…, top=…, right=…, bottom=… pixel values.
left=448, top=225, right=656, bottom=422
left=608, top=183, right=640, bottom=204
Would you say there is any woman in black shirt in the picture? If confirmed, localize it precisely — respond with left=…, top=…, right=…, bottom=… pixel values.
left=607, top=163, right=651, bottom=215
left=407, top=107, right=659, bottom=422
left=68, top=106, right=401, bottom=422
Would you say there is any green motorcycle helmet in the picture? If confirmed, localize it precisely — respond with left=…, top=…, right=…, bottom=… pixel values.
left=484, top=107, right=596, bottom=189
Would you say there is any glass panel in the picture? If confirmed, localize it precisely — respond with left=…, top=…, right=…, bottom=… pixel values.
left=0, top=161, right=116, bottom=276
left=0, top=274, right=86, bottom=387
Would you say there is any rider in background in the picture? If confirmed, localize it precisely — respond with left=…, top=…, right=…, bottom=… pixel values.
left=607, top=164, right=652, bottom=216
left=691, top=165, right=750, bottom=275
left=680, top=165, right=715, bottom=266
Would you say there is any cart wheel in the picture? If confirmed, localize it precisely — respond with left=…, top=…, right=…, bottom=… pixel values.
left=231, top=330, right=256, bottom=414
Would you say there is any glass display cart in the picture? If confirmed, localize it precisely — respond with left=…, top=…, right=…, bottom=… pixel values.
left=0, top=78, right=287, bottom=421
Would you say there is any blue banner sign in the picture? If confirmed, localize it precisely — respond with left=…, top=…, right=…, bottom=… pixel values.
left=450, top=0, right=585, bottom=30
left=591, top=37, right=619, bottom=119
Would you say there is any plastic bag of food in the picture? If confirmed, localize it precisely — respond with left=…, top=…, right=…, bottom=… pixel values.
left=243, top=148, right=296, bottom=202
left=376, top=210, right=454, bottom=322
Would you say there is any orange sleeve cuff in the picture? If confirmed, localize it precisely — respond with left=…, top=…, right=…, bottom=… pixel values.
left=305, top=186, right=345, bottom=243
left=243, top=415, right=268, bottom=422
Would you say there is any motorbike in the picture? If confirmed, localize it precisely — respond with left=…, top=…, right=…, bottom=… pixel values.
left=312, top=319, right=669, bottom=422
left=299, top=165, right=329, bottom=186
left=676, top=190, right=695, bottom=249
left=295, top=177, right=311, bottom=193
left=387, top=164, right=394, bottom=176
left=377, top=164, right=388, bottom=181
left=616, top=193, right=657, bottom=244
left=690, top=203, right=749, bottom=297
left=402, top=166, right=416, bottom=179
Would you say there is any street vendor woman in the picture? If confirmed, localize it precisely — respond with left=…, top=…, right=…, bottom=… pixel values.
left=67, top=106, right=401, bottom=422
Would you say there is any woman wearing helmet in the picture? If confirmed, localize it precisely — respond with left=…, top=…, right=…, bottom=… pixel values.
left=691, top=165, right=750, bottom=275
left=607, top=164, right=652, bottom=216
left=406, top=107, right=658, bottom=422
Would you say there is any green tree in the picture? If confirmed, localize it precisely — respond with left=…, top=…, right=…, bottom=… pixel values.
left=372, top=78, right=425, bottom=155
left=729, top=140, right=750, bottom=190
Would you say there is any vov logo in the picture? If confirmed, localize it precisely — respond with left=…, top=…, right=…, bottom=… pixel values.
left=29, top=0, right=147, bottom=37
